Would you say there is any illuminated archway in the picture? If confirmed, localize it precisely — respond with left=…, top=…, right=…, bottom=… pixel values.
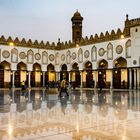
left=113, top=57, right=128, bottom=89
left=46, top=64, right=56, bottom=85
left=84, top=61, right=93, bottom=88
left=0, top=61, right=11, bottom=88
left=71, top=62, right=80, bottom=88
left=97, top=59, right=108, bottom=88
left=60, top=64, right=68, bottom=81
left=15, top=62, right=27, bottom=87
left=31, top=63, right=42, bottom=87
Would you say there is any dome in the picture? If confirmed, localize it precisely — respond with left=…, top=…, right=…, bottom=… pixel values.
left=74, top=10, right=81, bottom=17
left=71, top=10, right=83, bottom=21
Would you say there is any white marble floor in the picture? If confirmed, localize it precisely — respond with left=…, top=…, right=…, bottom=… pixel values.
left=0, top=88, right=140, bottom=140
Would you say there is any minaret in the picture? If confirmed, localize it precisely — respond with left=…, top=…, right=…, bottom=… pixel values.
left=71, top=10, right=83, bottom=43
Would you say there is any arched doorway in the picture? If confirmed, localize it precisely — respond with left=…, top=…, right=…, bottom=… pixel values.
left=71, top=63, right=80, bottom=88
left=15, top=62, right=27, bottom=87
left=31, top=63, right=42, bottom=87
left=98, top=59, right=108, bottom=88
left=0, top=61, right=11, bottom=88
left=113, top=57, right=128, bottom=89
left=60, top=64, right=68, bottom=81
left=84, top=61, right=93, bottom=88
left=46, top=64, right=56, bottom=87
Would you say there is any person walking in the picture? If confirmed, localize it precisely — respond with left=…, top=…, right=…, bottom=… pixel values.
left=59, top=78, right=69, bottom=97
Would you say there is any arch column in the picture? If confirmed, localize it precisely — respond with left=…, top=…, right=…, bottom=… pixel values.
left=110, top=70, right=113, bottom=89
left=129, top=69, right=132, bottom=89
left=137, top=68, right=140, bottom=89
left=93, top=71, right=97, bottom=88
left=68, top=71, right=71, bottom=83
left=80, top=71, right=83, bottom=88
left=42, top=71, right=45, bottom=87
left=134, top=69, right=137, bottom=89
left=28, top=71, right=31, bottom=88
left=12, top=70, right=15, bottom=88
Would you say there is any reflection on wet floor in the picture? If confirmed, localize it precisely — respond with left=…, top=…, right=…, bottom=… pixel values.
left=0, top=88, right=140, bottom=140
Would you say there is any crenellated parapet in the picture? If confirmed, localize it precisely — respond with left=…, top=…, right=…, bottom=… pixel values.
left=0, top=15, right=139, bottom=50
left=0, top=28, right=124, bottom=50
left=124, top=14, right=140, bottom=37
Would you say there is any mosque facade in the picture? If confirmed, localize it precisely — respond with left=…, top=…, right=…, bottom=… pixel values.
left=0, top=11, right=140, bottom=89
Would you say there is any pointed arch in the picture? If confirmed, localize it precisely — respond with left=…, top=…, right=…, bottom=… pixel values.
left=114, top=57, right=127, bottom=68
left=33, top=63, right=41, bottom=71
left=47, top=63, right=55, bottom=71
left=0, top=60, right=11, bottom=70
left=17, top=62, right=27, bottom=70
left=98, top=59, right=108, bottom=68
left=11, top=48, right=18, bottom=63
left=72, top=62, right=79, bottom=70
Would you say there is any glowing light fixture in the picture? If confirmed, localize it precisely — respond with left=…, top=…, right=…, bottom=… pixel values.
left=121, top=34, right=124, bottom=39
left=9, top=42, right=14, bottom=46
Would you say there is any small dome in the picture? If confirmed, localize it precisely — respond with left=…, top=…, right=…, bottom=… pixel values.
left=73, top=10, right=81, bottom=17
left=71, top=10, right=83, bottom=21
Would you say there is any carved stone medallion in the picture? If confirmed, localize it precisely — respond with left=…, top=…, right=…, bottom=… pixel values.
left=72, top=52, right=76, bottom=60
left=61, top=54, right=65, bottom=61
left=98, top=48, right=105, bottom=57
left=116, top=45, right=123, bottom=54
left=49, top=54, right=55, bottom=61
left=19, top=52, right=26, bottom=59
left=35, top=53, right=41, bottom=60
left=84, top=50, right=90, bottom=58
left=2, top=50, right=10, bottom=58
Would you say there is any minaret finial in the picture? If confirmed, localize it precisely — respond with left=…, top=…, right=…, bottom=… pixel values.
left=126, top=14, right=129, bottom=20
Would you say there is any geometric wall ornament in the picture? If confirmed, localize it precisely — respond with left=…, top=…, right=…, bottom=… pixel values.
left=49, top=54, right=55, bottom=61
left=78, top=48, right=83, bottom=63
left=35, top=53, right=41, bottom=60
left=2, top=50, right=10, bottom=58
left=19, top=52, right=26, bottom=59
left=11, top=48, right=18, bottom=63
left=66, top=50, right=71, bottom=64
left=91, top=46, right=97, bottom=61
left=98, top=48, right=105, bottom=57
left=55, top=52, right=59, bottom=65
left=72, top=52, right=76, bottom=60
left=107, top=43, right=113, bottom=60
left=116, top=45, right=123, bottom=54
left=42, top=51, right=48, bottom=64
left=125, top=39, right=131, bottom=58
left=27, top=49, right=34, bottom=64
left=61, top=54, right=65, bottom=61
left=84, top=50, right=90, bottom=58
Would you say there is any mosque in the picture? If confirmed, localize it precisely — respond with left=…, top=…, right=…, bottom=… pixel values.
left=0, top=11, right=140, bottom=89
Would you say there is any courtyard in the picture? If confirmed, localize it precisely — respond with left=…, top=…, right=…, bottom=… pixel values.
left=0, top=88, right=139, bottom=140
